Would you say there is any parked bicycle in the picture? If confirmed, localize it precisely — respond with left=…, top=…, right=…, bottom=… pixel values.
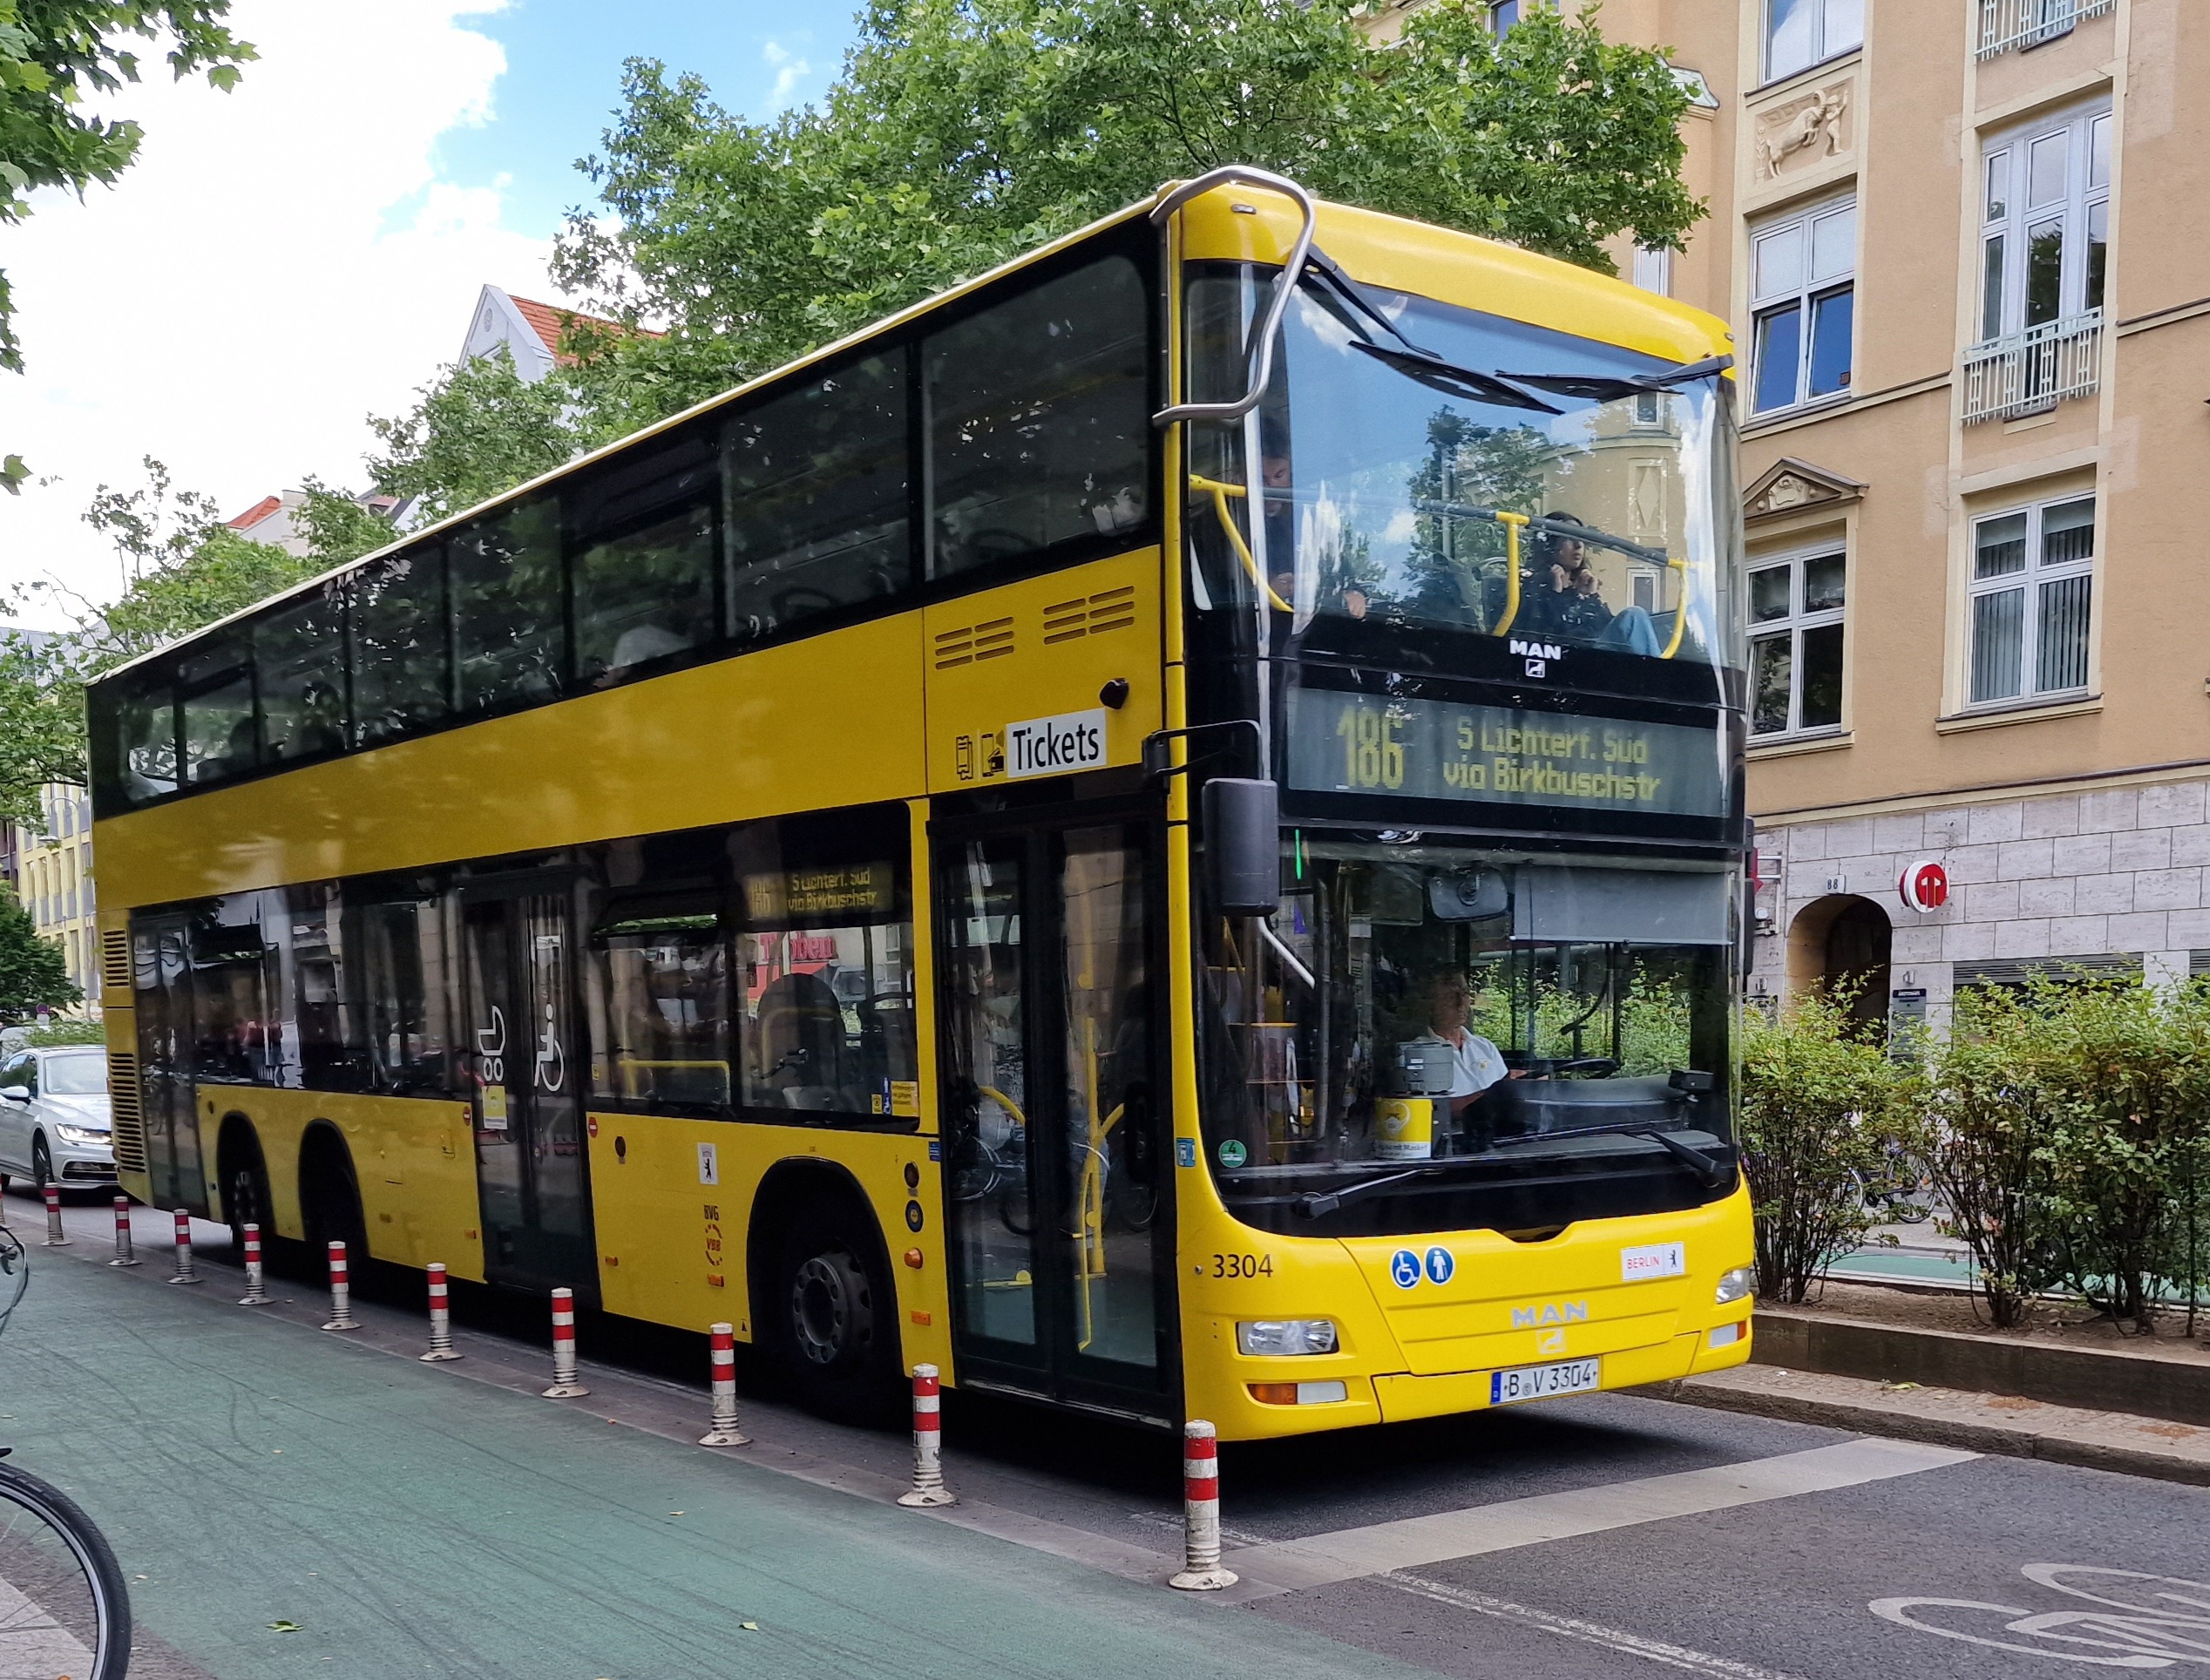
left=0, top=1225, right=132, bottom=1677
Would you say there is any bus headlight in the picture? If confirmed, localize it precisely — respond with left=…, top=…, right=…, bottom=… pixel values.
left=1714, top=1266, right=1756, bottom=1306
left=1237, top=1319, right=1339, bottom=1357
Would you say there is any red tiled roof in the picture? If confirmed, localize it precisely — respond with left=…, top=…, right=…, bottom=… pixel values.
left=506, top=295, right=661, bottom=362
left=227, top=494, right=283, bottom=532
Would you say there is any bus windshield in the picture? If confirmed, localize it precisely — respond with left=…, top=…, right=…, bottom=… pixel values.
left=1187, top=267, right=1743, bottom=680
left=1197, top=837, right=1738, bottom=1234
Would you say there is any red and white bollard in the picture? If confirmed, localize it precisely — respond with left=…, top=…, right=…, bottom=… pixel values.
left=107, top=1196, right=139, bottom=1267
left=1169, top=1420, right=1237, bottom=1591
left=895, top=1364, right=955, bottom=1507
left=698, top=1321, right=749, bottom=1446
left=166, top=1209, right=202, bottom=1285
left=40, top=1183, right=67, bottom=1247
left=238, top=1223, right=269, bottom=1305
left=419, top=1262, right=461, bottom=1361
left=322, top=1239, right=359, bottom=1332
left=542, top=1287, right=589, bottom=1398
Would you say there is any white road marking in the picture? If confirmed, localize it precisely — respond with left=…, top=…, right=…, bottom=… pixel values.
left=1225, top=1439, right=1977, bottom=1597
left=1381, top=1573, right=1807, bottom=1679
left=1871, top=1563, right=2210, bottom=1668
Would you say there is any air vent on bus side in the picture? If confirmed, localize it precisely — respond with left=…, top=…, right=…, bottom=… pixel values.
left=1041, top=585, right=1138, bottom=645
left=100, top=929, right=131, bottom=996
left=107, top=1051, right=148, bottom=1174
left=932, top=617, right=1016, bottom=669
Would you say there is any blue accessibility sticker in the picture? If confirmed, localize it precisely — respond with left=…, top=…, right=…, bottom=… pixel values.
left=1176, top=1136, right=1198, bottom=1169
left=927, top=1138, right=942, bottom=1162
left=1390, top=1249, right=1423, bottom=1290
left=1425, top=1245, right=1455, bottom=1285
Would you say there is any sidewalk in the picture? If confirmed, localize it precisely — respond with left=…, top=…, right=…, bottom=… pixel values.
left=2, top=1236, right=1441, bottom=1680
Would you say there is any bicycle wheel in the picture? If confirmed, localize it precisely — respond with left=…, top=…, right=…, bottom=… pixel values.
left=0, top=1458, right=131, bottom=1680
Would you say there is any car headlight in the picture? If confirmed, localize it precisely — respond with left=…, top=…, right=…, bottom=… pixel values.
left=1237, top=1319, right=1339, bottom=1357
left=1714, top=1265, right=1757, bottom=1306
left=52, top=1124, right=110, bottom=1146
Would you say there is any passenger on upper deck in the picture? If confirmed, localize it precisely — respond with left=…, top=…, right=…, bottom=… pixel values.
left=1518, top=514, right=1662, bottom=657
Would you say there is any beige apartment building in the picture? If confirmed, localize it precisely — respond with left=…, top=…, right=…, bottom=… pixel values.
left=22, top=782, right=98, bottom=1013
left=1370, top=0, right=2207, bottom=1032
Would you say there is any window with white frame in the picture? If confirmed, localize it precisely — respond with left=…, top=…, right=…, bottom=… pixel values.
left=1749, top=198, right=1855, bottom=415
left=1968, top=495, right=2094, bottom=707
left=1766, top=0, right=1862, bottom=82
left=1979, top=105, right=2111, bottom=344
left=1748, top=549, right=1846, bottom=736
left=1631, top=244, right=1673, bottom=296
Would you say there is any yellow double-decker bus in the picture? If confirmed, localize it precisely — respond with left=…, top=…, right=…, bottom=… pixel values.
left=87, top=168, right=1756, bottom=1438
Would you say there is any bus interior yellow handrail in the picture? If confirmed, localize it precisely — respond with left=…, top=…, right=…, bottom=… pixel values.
left=978, top=1085, right=1027, bottom=1129
left=1188, top=472, right=1293, bottom=613
left=1659, top=556, right=1691, bottom=660
left=1491, top=511, right=1529, bottom=637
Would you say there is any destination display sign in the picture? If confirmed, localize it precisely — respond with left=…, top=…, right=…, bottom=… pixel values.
left=742, top=862, right=897, bottom=923
left=1285, top=688, right=1727, bottom=819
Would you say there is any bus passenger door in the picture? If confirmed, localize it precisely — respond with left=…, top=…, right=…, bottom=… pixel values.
left=461, top=884, right=594, bottom=1297
left=130, top=914, right=199, bottom=1211
left=936, top=815, right=1173, bottom=1419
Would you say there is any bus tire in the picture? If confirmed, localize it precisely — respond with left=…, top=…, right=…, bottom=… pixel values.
left=298, top=1128, right=368, bottom=1282
left=218, top=1121, right=275, bottom=1265
left=769, top=1194, right=901, bottom=1426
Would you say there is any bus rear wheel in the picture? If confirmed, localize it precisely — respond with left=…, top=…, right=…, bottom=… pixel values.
left=770, top=1198, right=900, bottom=1426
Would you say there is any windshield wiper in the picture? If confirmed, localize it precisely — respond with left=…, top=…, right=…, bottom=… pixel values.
left=1488, top=1121, right=1732, bottom=1189
left=1300, top=248, right=1562, bottom=416
left=1492, top=354, right=1733, bottom=404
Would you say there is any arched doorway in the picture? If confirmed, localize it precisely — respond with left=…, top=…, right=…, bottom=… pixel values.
left=1786, top=893, right=1894, bottom=1037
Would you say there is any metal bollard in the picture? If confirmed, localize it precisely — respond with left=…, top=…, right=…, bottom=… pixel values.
left=40, top=1183, right=67, bottom=1247
left=107, top=1196, right=139, bottom=1267
left=238, top=1223, right=269, bottom=1305
left=419, top=1263, right=461, bottom=1361
left=166, top=1209, right=202, bottom=1285
left=895, top=1364, right=955, bottom=1507
left=542, top=1287, right=589, bottom=1397
left=699, top=1322, right=749, bottom=1446
left=322, top=1239, right=359, bottom=1331
left=1168, top=1420, right=1237, bottom=1591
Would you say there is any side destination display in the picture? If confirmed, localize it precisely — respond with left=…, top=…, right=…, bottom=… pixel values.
left=1285, top=688, right=1727, bottom=819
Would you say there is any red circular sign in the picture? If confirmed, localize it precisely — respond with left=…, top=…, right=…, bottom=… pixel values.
left=1899, top=859, right=1949, bottom=913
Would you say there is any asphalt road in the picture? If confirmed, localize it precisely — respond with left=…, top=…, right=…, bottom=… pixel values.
left=5, top=1189, right=2207, bottom=1679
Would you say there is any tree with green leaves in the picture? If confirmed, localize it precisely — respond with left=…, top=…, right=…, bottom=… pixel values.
left=1, top=1, right=255, bottom=490
left=0, top=889, right=78, bottom=1019
left=332, top=0, right=1689, bottom=509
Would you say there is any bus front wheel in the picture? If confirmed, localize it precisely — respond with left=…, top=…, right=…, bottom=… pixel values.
left=770, top=1197, right=900, bottom=1426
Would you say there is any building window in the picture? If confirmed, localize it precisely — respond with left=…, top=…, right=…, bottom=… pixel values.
left=1766, top=0, right=1862, bottom=82
left=1979, top=105, right=2110, bottom=345
left=1749, top=199, right=1855, bottom=415
left=1748, top=550, right=1846, bottom=737
left=1488, top=1, right=1523, bottom=35
left=1631, top=245, right=1672, bottom=297
left=1968, top=495, right=2094, bottom=707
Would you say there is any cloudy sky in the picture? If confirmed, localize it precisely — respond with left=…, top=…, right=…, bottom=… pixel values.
left=0, top=0, right=858, bottom=623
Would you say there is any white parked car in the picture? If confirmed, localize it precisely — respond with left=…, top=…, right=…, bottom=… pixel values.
left=0, top=1047, right=117, bottom=1196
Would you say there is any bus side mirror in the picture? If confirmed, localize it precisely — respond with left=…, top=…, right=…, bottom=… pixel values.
left=1203, top=778, right=1280, bottom=918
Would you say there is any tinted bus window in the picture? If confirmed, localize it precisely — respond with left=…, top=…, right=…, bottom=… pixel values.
left=97, top=666, right=179, bottom=809
left=568, top=426, right=719, bottom=686
left=354, top=891, right=456, bottom=1095
left=179, top=638, right=256, bottom=787
left=451, top=497, right=564, bottom=714
left=255, top=585, right=349, bottom=764
left=724, top=349, right=912, bottom=643
left=924, top=255, right=1149, bottom=577
left=352, top=546, right=451, bottom=747
left=590, top=896, right=732, bottom=1110
left=190, top=895, right=276, bottom=1081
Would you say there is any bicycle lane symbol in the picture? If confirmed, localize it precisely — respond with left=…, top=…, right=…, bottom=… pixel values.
left=1870, top=1563, right=2210, bottom=1668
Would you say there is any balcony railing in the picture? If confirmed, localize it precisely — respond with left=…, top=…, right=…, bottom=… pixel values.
left=1961, top=311, right=2103, bottom=424
left=1976, top=0, right=2113, bottom=60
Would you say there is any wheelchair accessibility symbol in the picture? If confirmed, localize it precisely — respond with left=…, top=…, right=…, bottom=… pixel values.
left=1425, top=1246, right=1455, bottom=1284
left=1390, top=1250, right=1422, bottom=1290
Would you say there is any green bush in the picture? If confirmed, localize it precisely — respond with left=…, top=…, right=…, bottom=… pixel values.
left=19, top=1020, right=103, bottom=1047
left=1739, top=990, right=1927, bottom=1304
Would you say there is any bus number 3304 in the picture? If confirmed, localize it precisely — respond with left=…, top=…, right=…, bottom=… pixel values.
left=1211, top=1253, right=1275, bottom=1278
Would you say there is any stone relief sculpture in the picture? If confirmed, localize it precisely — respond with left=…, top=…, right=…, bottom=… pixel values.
left=1758, top=83, right=1852, bottom=180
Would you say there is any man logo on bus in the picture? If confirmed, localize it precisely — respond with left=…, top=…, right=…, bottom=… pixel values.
left=1899, top=858, right=1949, bottom=914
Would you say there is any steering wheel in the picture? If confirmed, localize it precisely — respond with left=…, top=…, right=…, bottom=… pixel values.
left=1546, top=1057, right=1620, bottom=1077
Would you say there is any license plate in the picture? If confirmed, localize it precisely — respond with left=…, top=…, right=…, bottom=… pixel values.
left=1489, top=1357, right=1602, bottom=1406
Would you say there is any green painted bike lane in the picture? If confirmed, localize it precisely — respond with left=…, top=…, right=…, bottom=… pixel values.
left=1, top=1251, right=1441, bottom=1680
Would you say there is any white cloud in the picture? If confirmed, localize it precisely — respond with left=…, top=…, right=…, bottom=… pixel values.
left=762, top=38, right=812, bottom=112
left=0, top=0, right=576, bottom=622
